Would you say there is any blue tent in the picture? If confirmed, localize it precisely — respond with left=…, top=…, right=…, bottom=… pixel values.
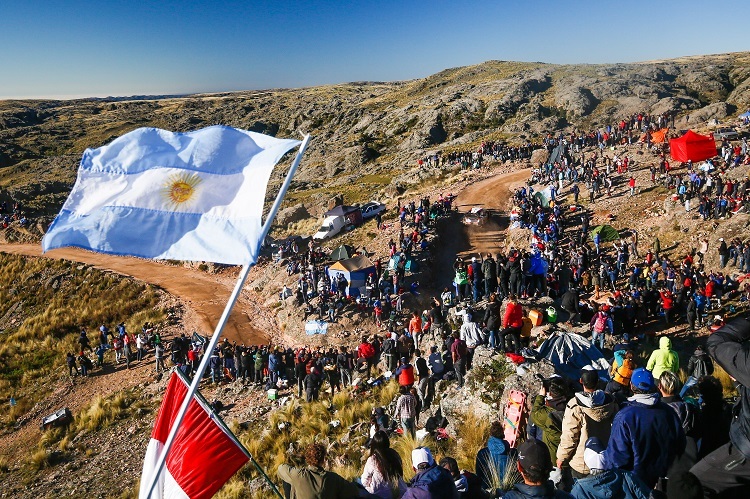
left=536, top=331, right=611, bottom=382
left=739, top=110, right=750, bottom=118
left=328, top=255, right=375, bottom=297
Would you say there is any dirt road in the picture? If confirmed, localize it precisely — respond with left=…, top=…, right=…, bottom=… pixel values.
left=453, top=167, right=530, bottom=257
left=0, top=244, right=267, bottom=345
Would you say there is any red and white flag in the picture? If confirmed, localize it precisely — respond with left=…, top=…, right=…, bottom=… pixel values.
left=139, top=371, right=249, bottom=499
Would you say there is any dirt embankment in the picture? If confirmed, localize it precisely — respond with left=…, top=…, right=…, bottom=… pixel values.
left=0, top=244, right=269, bottom=345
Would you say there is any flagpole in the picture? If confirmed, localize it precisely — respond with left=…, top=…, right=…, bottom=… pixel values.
left=144, top=134, right=311, bottom=498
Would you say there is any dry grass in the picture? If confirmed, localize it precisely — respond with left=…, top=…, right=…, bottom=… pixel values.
left=0, top=253, right=165, bottom=428
left=713, top=363, right=739, bottom=398
left=453, top=412, right=491, bottom=472
left=24, top=388, right=144, bottom=470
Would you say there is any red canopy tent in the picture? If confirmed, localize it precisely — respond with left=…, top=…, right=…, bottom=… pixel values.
left=669, top=130, right=717, bottom=162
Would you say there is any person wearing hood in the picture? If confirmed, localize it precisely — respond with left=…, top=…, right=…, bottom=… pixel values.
left=686, top=344, right=713, bottom=380
left=646, top=336, right=679, bottom=380
left=531, top=377, right=570, bottom=468
left=557, top=369, right=617, bottom=485
left=570, top=438, right=653, bottom=499
left=605, top=368, right=686, bottom=488
left=607, top=349, right=636, bottom=403
left=460, top=313, right=484, bottom=369
left=402, top=447, right=458, bottom=499
left=475, top=421, right=513, bottom=494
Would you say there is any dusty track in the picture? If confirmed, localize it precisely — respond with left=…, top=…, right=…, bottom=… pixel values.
left=453, top=167, right=530, bottom=257
left=0, top=243, right=268, bottom=345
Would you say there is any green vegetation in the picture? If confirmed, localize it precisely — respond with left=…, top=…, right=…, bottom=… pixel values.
left=0, top=253, right=165, bottom=429
left=467, top=359, right=517, bottom=406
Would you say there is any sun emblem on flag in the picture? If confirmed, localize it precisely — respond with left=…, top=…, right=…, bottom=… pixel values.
left=161, top=172, right=201, bottom=208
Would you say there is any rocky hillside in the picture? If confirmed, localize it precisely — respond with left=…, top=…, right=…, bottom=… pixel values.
left=1, top=52, right=749, bottom=222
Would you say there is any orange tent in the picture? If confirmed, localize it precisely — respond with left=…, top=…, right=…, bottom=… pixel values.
left=669, top=130, right=717, bottom=163
left=651, top=128, right=668, bottom=144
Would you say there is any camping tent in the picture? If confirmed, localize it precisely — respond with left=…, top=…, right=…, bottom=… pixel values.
left=650, top=128, right=668, bottom=144
left=590, top=224, right=619, bottom=243
left=533, top=186, right=554, bottom=208
left=330, top=244, right=356, bottom=261
left=536, top=331, right=611, bottom=382
left=328, top=255, right=375, bottom=297
left=324, top=205, right=363, bottom=227
left=669, top=130, right=717, bottom=163
left=739, top=110, right=750, bottom=119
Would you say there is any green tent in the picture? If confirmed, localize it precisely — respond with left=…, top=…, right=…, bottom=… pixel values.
left=330, top=244, right=356, bottom=261
left=534, top=191, right=550, bottom=208
left=590, top=224, right=620, bottom=243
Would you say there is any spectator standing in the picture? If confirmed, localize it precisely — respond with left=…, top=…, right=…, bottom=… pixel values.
left=557, top=369, right=617, bottom=483
left=450, top=332, right=468, bottom=389
left=646, top=336, right=679, bottom=380
left=605, top=368, right=686, bottom=488
left=395, top=385, right=417, bottom=437
left=691, top=318, right=750, bottom=494
left=499, top=294, right=524, bottom=354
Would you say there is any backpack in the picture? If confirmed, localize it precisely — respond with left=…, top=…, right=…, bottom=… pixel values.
left=593, top=312, right=608, bottom=333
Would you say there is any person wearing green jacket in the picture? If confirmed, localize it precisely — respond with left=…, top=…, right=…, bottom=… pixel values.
left=646, top=336, right=679, bottom=379
left=530, top=377, right=570, bottom=468
left=454, top=262, right=469, bottom=302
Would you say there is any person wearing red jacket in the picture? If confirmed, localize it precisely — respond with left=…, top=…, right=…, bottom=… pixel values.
left=499, top=294, right=524, bottom=354
left=660, top=288, right=674, bottom=325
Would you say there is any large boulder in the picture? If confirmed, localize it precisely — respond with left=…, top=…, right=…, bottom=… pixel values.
left=276, top=203, right=310, bottom=226
left=530, top=148, right=550, bottom=166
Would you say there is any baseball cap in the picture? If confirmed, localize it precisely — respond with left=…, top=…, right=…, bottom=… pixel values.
left=630, top=368, right=655, bottom=391
left=583, top=437, right=606, bottom=470
left=412, top=447, right=434, bottom=468
left=517, top=439, right=551, bottom=473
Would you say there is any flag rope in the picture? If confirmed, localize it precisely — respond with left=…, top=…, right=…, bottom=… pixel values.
left=143, top=133, right=311, bottom=498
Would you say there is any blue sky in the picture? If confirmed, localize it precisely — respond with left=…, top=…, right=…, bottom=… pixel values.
left=1, top=0, right=748, bottom=100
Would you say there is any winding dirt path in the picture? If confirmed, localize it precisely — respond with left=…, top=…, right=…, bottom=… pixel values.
left=453, top=167, right=530, bottom=257
left=0, top=243, right=267, bottom=345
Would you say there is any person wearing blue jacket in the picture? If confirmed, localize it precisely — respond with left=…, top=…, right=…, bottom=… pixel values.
left=475, top=421, right=513, bottom=494
left=604, top=368, right=685, bottom=488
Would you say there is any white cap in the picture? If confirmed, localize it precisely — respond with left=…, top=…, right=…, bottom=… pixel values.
left=471, top=257, right=477, bottom=262
left=412, top=447, right=434, bottom=468
left=719, top=238, right=724, bottom=241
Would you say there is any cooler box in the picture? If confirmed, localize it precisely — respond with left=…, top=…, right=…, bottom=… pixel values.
left=267, top=389, right=278, bottom=401
left=521, top=317, right=533, bottom=338
left=546, top=306, right=558, bottom=324
left=528, top=309, right=543, bottom=326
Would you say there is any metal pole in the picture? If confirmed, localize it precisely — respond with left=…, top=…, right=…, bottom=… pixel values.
left=144, top=134, right=311, bottom=498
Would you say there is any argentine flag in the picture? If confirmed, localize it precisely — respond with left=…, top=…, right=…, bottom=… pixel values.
left=42, top=125, right=301, bottom=265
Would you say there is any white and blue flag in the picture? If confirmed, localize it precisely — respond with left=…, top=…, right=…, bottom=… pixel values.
left=42, top=125, right=301, bottom=265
